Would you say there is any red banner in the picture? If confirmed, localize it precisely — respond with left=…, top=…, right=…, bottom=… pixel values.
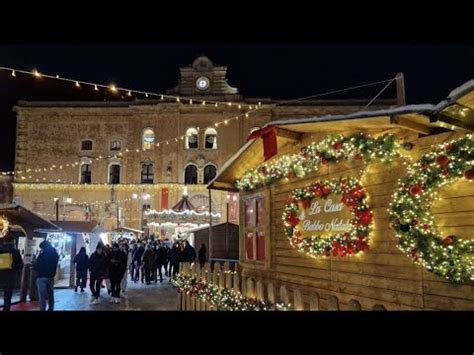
left=161, top=188, right=169, bottom=209
left=247, top=126, right=278, bottom=161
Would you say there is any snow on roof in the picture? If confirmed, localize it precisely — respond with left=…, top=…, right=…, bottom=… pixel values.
left=447, top=80, right=474, bottom=101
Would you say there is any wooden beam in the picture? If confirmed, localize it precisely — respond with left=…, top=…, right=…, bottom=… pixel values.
left=391, top=115, right=431, bottom=135
left=396, top=73, right=406, bottom=106
left=275, top=127, right=303, bottom=142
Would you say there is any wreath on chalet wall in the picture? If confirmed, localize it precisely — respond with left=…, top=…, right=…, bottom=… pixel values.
left=282, top=177, right=373, bottom=258
left=389, top=135, right=474, bottom=283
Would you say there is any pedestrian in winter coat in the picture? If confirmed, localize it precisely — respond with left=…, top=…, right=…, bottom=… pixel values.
left=103, top=245, right=112, bottom=295
left=198, top=244, right=206, bottom=269
left=168, top=244, right=180, bottom=281
left=182, top=240, right=196, bottom=263
left=73, top=247, right=88, bottom=293
left=88, top=244, right=109, bottom=304
left=0, top=231, right=23, bottom=311
left=108, top=243, right=127, bottom=303
left=34, top=240, right=59, bottom=311
left=121, top=243, right=131, bottom=293
left=163, top=245, right=170, bottom=277
left=142, top=245, right=155, bottom=285
left=154, top=243, right=167, bottom=283
left=132, top=242, right=145, bottom=283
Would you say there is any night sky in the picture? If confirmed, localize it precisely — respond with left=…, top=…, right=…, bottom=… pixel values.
left=1, top=43, right=474, bottom=171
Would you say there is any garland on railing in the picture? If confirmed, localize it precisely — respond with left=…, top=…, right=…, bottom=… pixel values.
left=172, top=273, right=290, bottom=311
left=235, top=133, right=401, bottom=192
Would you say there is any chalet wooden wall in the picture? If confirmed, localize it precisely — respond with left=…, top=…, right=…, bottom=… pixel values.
left=240, top=129, right=474, bottom=310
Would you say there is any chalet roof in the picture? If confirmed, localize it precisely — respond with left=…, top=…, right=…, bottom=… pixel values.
left=171, top=194, right=196, bottom=212
left=45, top=220, right=99, bottom=233
left=208, top=79, right=474, bottom=191
left=0, top=203, right=60, bottom=233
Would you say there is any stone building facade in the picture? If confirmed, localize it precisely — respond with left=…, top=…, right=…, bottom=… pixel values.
left=12, top=56, right=400, bottom=231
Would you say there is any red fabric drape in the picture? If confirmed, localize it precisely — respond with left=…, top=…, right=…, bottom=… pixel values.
left=247, top=126, right=278, bottom=161
left=161, top=188, right=169, bottom=209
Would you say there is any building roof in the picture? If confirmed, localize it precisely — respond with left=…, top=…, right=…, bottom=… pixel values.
left=0, top=203, right=60, bottom=232
left=208, top=79, right=474, bottom=191
left=45, top=220, right=99, bottom=233
left=186, top=222, right=239, bottom=233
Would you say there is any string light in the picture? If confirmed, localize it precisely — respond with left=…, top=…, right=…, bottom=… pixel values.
left=11, top=70, right=16, bottom=77
left=75, top=81, right=80, bottom=87
left=94, top=85, right=98, bottom=91
left=109, top=84, right=118, bottom=93
left=32, top=69, right=41, bottom=78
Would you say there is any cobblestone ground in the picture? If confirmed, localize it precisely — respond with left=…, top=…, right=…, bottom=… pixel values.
left=9, top=276, right=179, bottom=311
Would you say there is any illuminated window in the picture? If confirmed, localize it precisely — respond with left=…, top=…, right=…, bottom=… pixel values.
left=142, top=128, right=155, bottom=150
left=110, top=140, right=121, bottom=151
left=80, top=164, right=92, bottom=184
left=81, top=140, right=93, bottom=151
left=204, top=128, right=217, bottom=149
left=108, top=164, right=121, bottom=184
left=244, top=196, right=266, bottom=261
left=185, top=128, right=199, bottom=149
left=203, top=164, right=217, bottom=184
left=141, top=163, right=154, bottom=184
left=184, top=164, right=198, bottom=184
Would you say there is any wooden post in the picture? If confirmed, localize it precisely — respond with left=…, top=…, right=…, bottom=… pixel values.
left=208, top=189, right=213, bottom=260
left=396, top=72, right=406, bottom=106
left=293, top=288, right=304, bottom=310
left=233, top=271, right=240, bottom=293
left=241, top=276, right=247, bottom=297
left=195, top=266, right=201, bottom=311
left=256, top=280, right=264, bottom=300
left=203, top=263, right=211, bottom=310
left=279, top=285, right=289, bottom=306
left=212, top=262, right=220, bottom=285
left=309, top=292, right=320, bottom=311
left=219, top=266, right=225, bottom=289
left=267, top=283, right=275, bottom=303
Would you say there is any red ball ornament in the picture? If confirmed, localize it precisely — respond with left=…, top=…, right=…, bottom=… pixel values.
left=410, top=185, right=424, bottom=196
left=349, top=188, right=364, bottom=199
left=423, top=224, right=430, bottom=230
left=442, top=235, right=455, bottom=246
left=435, top=155, right=449, bottom=167
left=412, top=219, right=419, bottom=225
left=464, top=168, right=474, bottom=180
left=321, top=159, right=329, bottom=165
left=322, top=186, right=333, bottom=195
left=354, top=153, right=362, bottom=160
left=333, top=141, right=343, bottom=150
left=356, top=211, right=373, bottom=225
left=302, top=198, right=311, bottom=210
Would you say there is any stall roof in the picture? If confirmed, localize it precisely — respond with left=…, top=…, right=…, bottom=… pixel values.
left=185, top=222, right=239, bottom=233
left=0, top=203, right=60, bottom=233
left=208, top=80, right=474, bottom=192
left=112, top=226, right=144, bottom=234
left=43, top=220, right=99, bottom=233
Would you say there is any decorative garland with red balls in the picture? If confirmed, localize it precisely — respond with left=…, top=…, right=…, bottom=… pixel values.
left=282, top=177, right=373, bottom=258
left=390, top=134, right=474, bottom=283
left=236, top=133, right=401, bottom=192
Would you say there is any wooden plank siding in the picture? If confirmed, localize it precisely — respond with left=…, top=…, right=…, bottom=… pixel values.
left=239, top=130, right=474, bottom=310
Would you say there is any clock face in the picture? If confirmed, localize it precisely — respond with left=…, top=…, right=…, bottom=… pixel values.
left=196, top=76, right=210, bottom=90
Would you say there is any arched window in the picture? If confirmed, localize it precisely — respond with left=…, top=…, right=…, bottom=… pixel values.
left=80, top=164, right=92, bottom=184
left=81, top=140, right=93, bottom=151
left=141, top=163, right=154, bottom=184
left=142, top=128, right=155, bottom=150
left=203, top=164, right=217, bottom=184
left=204, top=128, right=217, bottom=149
left=109, top=164, right=121, bottom=184
left=184, top=164, right=198, bottom=185
left=185, top=128, right=199, bottom=149
left=110, top=140, right=121, bottom=151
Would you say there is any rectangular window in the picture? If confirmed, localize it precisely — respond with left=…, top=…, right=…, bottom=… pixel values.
left=141, top=164, right=154, bottom=184
left=80, top=164, right=92, bottom=184
left=109, top=165, right=120, bottom=184
left=243, top=196, right=266, bottom=262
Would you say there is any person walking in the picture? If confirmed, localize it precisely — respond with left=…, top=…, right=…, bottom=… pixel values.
left=121, top=243, right=131, bottom=294
left=73, top=247, right=88, bottom=293
left=198, top=244, right=207, bottom=269
left=88, top=243, right=108, bottom=305
left=103, top=244, right=112, bottom=295
left=163, top=244, right=170, bottom=277
left=0, top=229, right=23, bottom=311
left=34, top=240, right=59, bottom=311
left=182, top=240, right=196, bottom=264
left=132, top=242, right=144, bottom=283
left=168, top=243, right=180, bottom=282
left=154, top=242, right=167, bottom=283
left=108, top=243, right=127, bottom=304
left=142, top=244, right=155, bottom=285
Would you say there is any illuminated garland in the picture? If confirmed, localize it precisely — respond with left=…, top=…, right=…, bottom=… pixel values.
left=282, top=177, right=372, bottom=257
left=236, top=133, right=401, bottom=191
left=389, top=135, right=474, bottom=283
left=172, top=273, right=289, bottom=311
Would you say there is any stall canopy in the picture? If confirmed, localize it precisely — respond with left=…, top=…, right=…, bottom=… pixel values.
left=208, top=79, right=474, bottom=191
left=0, top=203, right=60, bottom=234
left=46, top=220, right=99, bottom=234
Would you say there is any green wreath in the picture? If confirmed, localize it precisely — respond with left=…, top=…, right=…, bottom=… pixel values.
left=282, top=177, right=372, bottom=257
left=390, top=135, right=474, bottom=283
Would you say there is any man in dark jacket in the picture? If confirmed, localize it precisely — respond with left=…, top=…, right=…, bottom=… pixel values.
left=73, top=247, right=88, bottom=293
left=0, top=230, right=23, bottom=311
left=108, top=243, right=127, bottom=304
left=198, top=244, right=207, bottom=269
left=154, top=242, right=167, bottom=283
left=34, top=240, right=59, bottom=311
left=182, top=240, right=196, bottom=264
left=168, top=243, right=180, bottom=282
left=88, top=243, right=108, bottom=304
left=132, top=242, right=144, bottom=283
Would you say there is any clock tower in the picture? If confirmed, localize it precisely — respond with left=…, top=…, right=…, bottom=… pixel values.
left=167, top=55, right=240, bottom=98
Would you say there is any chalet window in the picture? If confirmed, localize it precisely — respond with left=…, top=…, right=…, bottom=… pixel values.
left=110, top=140, right=121, bottom=151
left=204, top=128, right=217, bottom=149
left=203, top=164, right=217, bottom=184
left=142, top=128, right=155, bottom=150
left=80, top=164, right=92, bottom=184
left=244, top=196, right=266, bottom=261
left=81, top=140, right=93, bottom=151
left=109, top=164, right=121, bottom=184
left=185, top=128, right=199, bottom=149
left=184, top=164, right=198, bottom=185
left=141, top=163, right=154, bottom=184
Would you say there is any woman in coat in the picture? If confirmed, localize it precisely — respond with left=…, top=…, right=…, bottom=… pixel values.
left=142, top=244, right=155, bottom=285
left=73, top=247, right=89, bottom=293
left=108, top=243, right=127, bottom=303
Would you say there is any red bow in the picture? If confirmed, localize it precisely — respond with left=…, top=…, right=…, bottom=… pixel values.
left=248, top=126, right=278, bottom=161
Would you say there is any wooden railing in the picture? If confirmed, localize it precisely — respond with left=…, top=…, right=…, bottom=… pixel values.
left=175, top=262, right=387, bottom=311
